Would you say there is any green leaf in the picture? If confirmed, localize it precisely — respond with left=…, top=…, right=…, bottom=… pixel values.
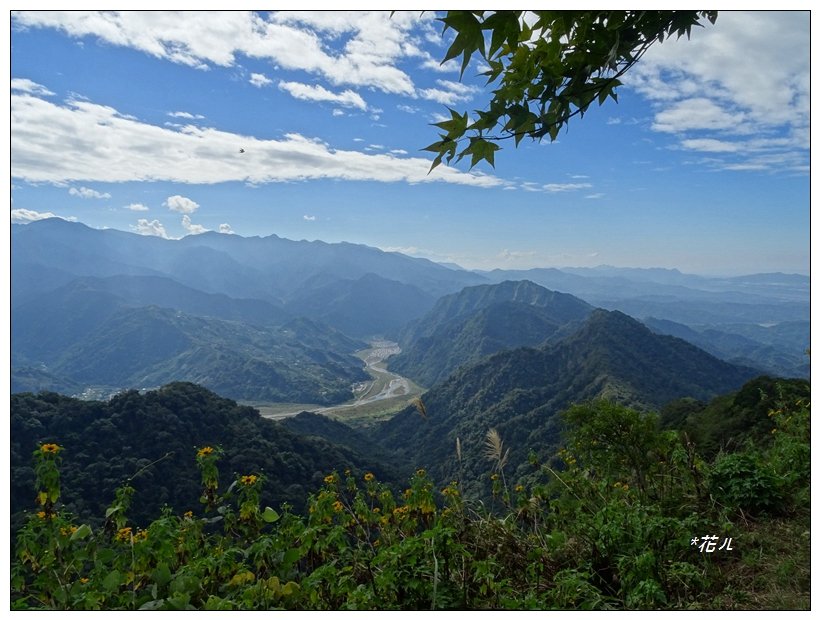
left=282, top=547, right=301, bottom=567
left=104, top=505, right=120, bottom=518
left=103, top=570, right=123, bottom=592
left=262, top=506, right=279, bottom=523
left=152, top=562, right=172, bottom=587
left=70, top=524, right=92, bottom=541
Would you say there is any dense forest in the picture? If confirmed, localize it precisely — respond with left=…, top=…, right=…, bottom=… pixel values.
left=10, top=377, right=810, bottom=610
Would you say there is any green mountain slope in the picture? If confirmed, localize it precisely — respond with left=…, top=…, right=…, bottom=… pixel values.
left=376, top=309, right=760, bottom=495
left=391, top=280, right=593, bottom=386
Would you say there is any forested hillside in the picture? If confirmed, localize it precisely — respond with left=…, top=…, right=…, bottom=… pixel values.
left=10, top=383, right=400, bottom=534
left=391, top=280, right=593, bottom=387
left=377, top=309, right=759, bottom=497
left=11, top=379, right=809, bottom=610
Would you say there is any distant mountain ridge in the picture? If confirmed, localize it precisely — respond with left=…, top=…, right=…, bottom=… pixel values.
left=12, top=218, right=486, bottom=302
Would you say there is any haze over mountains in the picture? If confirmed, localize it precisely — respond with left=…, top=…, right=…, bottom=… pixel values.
left=10, top=217, right=810, bottom=532
left=12, top=218, right=808, bottom=402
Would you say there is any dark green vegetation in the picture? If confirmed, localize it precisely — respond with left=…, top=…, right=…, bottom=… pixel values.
left=425, top=11, right=717, bottom=169
left=378, top=308, right=759, bottom=498
left=660, top=376, right=811, bottom=459
left=392, top=280, right=593, bottom=387
left=11, top=382, right=809, bottom=610
left=10, top=383, right=400, bottom=536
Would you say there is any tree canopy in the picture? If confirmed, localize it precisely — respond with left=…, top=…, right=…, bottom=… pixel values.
left=425, top=10, right=718, bottom=170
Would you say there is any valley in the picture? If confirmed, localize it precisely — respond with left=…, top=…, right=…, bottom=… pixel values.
left=252, top=340, right=425, bottom=426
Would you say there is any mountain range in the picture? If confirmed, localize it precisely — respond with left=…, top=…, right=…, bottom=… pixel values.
left=376, top=309, right=760, bottom=494
left=11, top=218, right=808, bottom=403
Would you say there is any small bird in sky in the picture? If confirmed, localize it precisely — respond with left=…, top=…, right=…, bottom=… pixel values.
left=239, top=148, right=245, bottom=153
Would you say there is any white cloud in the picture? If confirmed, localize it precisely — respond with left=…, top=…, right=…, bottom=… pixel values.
left=131, top=218, right=168, bottom=238
left=11, top=78, right=55, bottom=96
left=164, top=195, right=200, bottom=214
left=497, top=249, right=537, bottom=261
left=303, top=214, right=316, bottom=221
left=124, top=202, right=149, bottom=211
left=679, top=138, right=740, bottom=153
left=627, top=11, right=808, bottom=172
left=11, top=208, right=75, bottom=223
left=181, top=214, right=208, bottom=235
left=390, top=149, right=407, bottom=155
left=218, top=223, right=234, bottom=234
left=418, top=79, right=478, bottom=105
left=13, top=11, right=431, bottom=96
left=68, top=185, right=110, bottom=199
left=418, top=54, right=459, bottom=73
left=249, top=72, right=272, bottom=88
left=11, top=90, right=508, bottom=189
left=168, top=110, right=204, bottom=119
left=397, top=104, right=420, bottom=114
left=542, top=183, right=591, bottom=193
left=332, top=109, right=345, bottom=116
left=585, top=193, right=604, bottom=199
left=652, top=98, right=741, bottom=133
left=278, top=80, right=367, bottom=110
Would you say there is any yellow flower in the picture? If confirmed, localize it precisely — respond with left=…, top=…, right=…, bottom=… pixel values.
left=197, top=446, right=214, bottom=458
left=80, top=577, right=89, bottom=584
left=515, top=484, right=524, bottom=493
left=183, top=510, right=193, bottom=519
left=490, top=473, right=499, bottom=481
left=36, top=511, right=47, bottom=520
left=240, top=474, right=258, bottom=486
left=40, top=443, right=61, bottom=454
left=60, top=525, right=79, bottom=536
left=415, top=468, right=426, bottom=477
left=324, top=474, right=337, bottom=485
left=364, top=472, right=375, bottom=482
left=115, top=527, right=132, bottom=542
left=332, top=501, right=344, bottom=512
left=373, top=539, right=380, bottom=547
left=135, top=529, right=148, bottom=542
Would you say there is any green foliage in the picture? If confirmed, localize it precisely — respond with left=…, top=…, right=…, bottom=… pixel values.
left=425, top=11, right=718, bottom=169
left=11, top=387, right=809, bottom=610
left=709, top=452, right=782, bottom=516
left=660, top=376, right=810, bottom=458
left=11, top=383, right=401, bottom=533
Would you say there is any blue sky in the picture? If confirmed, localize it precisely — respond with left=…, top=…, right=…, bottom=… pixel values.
left=8, top=10, right=811, bottom=275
